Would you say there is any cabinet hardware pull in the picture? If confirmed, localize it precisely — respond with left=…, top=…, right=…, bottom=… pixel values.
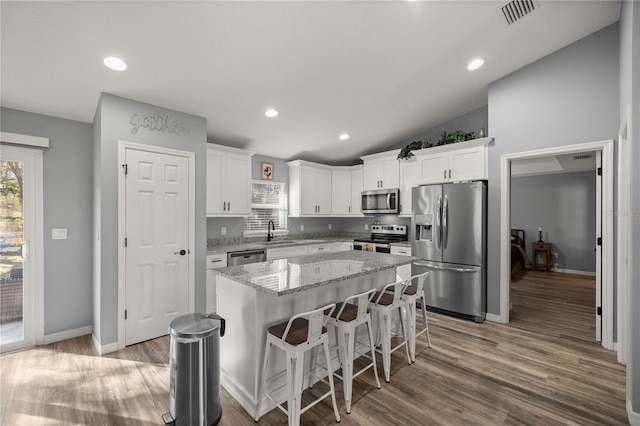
left=448, top=169, right=451, bottom=179
left=443, top=169, right=446, bottom=179
left=211, top=259, right=222, bottom=263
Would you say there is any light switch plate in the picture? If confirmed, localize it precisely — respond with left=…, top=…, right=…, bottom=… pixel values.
left=300, top=224, right=304, bottom=231
left=52, top=228, right=67, bottom=240
left=328, top=224, right=332, bottom=230
left=365, top=224, right=369, bottom=230
left=221, top=227, right=227, bottom=235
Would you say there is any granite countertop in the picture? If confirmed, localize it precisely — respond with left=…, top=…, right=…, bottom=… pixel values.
left=207, top=236, right=356, bottom=255
left=215, top=251, right=415, bottom=296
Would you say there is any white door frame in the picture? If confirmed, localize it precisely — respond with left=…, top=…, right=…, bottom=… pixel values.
left=499, top=139, right=615, bottom=350
left=0, top=140, right=45, bottom=352
left=617, top=106, right=631, bottom=364
left=117, top=141, right=195, bottom=350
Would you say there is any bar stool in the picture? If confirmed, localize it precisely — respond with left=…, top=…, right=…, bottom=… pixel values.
left=402, top=271, right=432, bottom=362
left=324, top=288, right=381, bottom=414
left=255, top=304, right=341, bottom=426
left=369, top=281, right=411, bottom=383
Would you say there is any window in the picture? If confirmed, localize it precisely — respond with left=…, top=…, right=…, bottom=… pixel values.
left=244, top=180, right=288, bottom=235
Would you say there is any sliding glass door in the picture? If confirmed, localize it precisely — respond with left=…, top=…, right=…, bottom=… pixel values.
left=0, top=145, right=41, bottom=353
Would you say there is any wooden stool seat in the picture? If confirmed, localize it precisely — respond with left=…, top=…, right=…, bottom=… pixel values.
left=403, top=285, right=418, bottom=296
left=372, top=291, right=395, bottom=306
left=325, top=302, right=358, bottom=322
left=268, top=318, right=327, bottom=345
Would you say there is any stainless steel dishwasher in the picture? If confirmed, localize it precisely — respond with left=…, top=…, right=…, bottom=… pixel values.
left=227, top=249, right=267, bottom=266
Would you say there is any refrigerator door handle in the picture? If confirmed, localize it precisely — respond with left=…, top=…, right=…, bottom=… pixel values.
left=443, top=194, right=449, bottom=249
left=436, top=194, right=442, bottom=249
left=413, top=261, right=478, bottom=273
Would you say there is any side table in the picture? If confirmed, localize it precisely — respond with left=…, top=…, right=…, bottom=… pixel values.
left=532, top=242, right=553, bottom=271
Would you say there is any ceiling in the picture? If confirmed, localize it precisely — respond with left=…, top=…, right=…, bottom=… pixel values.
left=1, top=1, right=620, bottom=165
left=511, top=151, right=596, bottom=177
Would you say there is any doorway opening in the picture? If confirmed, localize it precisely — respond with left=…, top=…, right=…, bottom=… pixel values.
left=499, top=140, right=614, bottom=350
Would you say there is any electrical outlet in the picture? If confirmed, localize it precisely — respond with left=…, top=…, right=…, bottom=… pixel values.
left=365, top=224, right=369, bottom=230
left=52, top=228, right=67, bottom=240
left=221, top=227, right=226, bottom=235
left=300, top=224, right=305, bottom=231
left=553, top=252, right=558, bottom=258
left=328, top=224, right=332, bottom=230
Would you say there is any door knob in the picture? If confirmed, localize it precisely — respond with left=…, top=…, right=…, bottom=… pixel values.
left=174, top=249, right=187, bottom=255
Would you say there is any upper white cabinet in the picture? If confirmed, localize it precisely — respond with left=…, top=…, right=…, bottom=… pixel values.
left=414, top=137, right=493, bottom=185
left=361, top=150, right=401, bottom=190
left=399, top=158, right=417, bottom=216
left=207, top=144, right=254, bottom=217
left=288, top=160, right=333, bottom=216
left=331, top=165, right=364, bottom=216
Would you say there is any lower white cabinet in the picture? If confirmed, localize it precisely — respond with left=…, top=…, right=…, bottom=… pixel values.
left=206, top=254, right=227, bottom=313
left=332, top=241, right=354, bottom=252
left=391, top=246, right=412, bottom=282
left=307, top=243, right=333, bottom=254
left=267, top=246, right=308, bottom=261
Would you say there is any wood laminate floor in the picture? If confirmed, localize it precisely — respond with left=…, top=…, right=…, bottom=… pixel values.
left=0, top=271, right=627, bottom=425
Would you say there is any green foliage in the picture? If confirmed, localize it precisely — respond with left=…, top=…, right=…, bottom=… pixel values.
left=398, top=140, right=433, bottom=160
left=437, top=130, right=476, bottom=145
left=397, top=129, right=477, bottom=160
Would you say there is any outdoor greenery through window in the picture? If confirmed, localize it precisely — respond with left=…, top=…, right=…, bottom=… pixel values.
left=244, top=180, right=288, bottom=233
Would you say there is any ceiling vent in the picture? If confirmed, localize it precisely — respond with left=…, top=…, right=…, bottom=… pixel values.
left=499, top=0, right=538, bottom=26
left=573, top=154, right=592, bottom=160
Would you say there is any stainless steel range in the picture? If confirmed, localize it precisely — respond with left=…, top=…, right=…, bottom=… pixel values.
left=353, top=224, right=408, bottom=253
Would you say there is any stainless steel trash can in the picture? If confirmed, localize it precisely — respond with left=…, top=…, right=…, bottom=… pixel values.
left=163, top=313, right=226, bottom=426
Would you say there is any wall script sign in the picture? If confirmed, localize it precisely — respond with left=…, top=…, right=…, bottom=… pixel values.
left=130, top=113, right=191, bottom=136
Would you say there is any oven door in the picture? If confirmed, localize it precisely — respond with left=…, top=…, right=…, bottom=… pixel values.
left=374, top=244, right=391, bottom=254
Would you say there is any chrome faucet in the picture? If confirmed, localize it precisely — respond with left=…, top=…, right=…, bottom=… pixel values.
left=267, top=220, right=275, bottom=242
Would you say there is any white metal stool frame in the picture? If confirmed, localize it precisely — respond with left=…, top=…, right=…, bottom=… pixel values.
left=255, top=303, right=341, bottom=426
left=402, top=271, right=432, bottom=362
left=325, top=288, right=381, bottom=414
left=369, top=280, right=411, bottom=383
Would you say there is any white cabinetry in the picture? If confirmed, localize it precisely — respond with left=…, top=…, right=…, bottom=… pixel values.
left=399, top=158, right=417, bottom=216
left=333, top=241, right=354, bottom=252
left=391, top=246, right=412, bottom=282
left=288, top=160, right=332, bottom=216
left=360, top=150, right=401, bottom=190
left=414, top=137, right=493, bottom=185
left=331, top=165, right=364, bottom=216
left=307, top=242, right=333, bottom=254
left=267, top=245, right=308, bottom=261
left=207, top=144, right=254, bottom=217
left=206, top=253, right=227, bottom=313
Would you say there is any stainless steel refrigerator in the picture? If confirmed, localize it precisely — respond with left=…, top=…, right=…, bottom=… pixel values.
left=411, top=181, right=487, bottom=322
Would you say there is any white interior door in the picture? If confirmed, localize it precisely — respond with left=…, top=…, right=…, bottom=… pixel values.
left=0, top=146, right=42, bottom=353
left=125, top=148, right=190, bottom=346
left=595, top=150, right=602, bottom=342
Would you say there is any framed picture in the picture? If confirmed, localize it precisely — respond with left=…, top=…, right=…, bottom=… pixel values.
left=261, top=162, right=274, bottom=180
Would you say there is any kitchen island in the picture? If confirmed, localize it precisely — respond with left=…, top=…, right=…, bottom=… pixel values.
left=215, top=250, right=414, bottom=418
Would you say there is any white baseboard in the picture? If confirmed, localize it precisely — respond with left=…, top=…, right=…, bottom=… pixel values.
left=551, top=268, right=596, bottom=276
left=91, top=333, right=119, bottom=356
left=44, top=325, right=93, bottom=344
left=485, top=313, right=503, bottom=323
left=628, top=399, right=640, bottom=426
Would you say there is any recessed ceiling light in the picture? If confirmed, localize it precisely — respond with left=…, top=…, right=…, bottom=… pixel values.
left=339, top=133, right=350, bottom=140
left=103, top=56, right=127, bottom=71
left=467, top=58, right=485, bottom=71
left=265, top=109, right=278, bottom=118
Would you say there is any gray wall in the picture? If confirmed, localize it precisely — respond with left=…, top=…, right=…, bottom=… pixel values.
left=389, top=105, right=488, bottom=152
left=620, top=0, right=640, bottom=413
left=487, top=23, right=619, bottom=315
left=511, top=171, right=596, bottom=273
left=94, top=93, right=207, bottom=347
left=1, top=107, right=94, bottom=336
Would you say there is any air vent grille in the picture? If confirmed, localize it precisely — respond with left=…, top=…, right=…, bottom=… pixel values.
left=573, top=154, right=592, bottom=160
left=500, top=0, right=537, bottom=25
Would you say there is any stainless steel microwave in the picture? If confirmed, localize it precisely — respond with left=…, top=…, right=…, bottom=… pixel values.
left=361, top=188, right=400, bottom=214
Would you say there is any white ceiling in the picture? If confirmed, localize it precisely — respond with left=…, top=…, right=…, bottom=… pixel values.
left=1, top=1, right=620, bottom=165
left=511, top=151, right=597, bottom=177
